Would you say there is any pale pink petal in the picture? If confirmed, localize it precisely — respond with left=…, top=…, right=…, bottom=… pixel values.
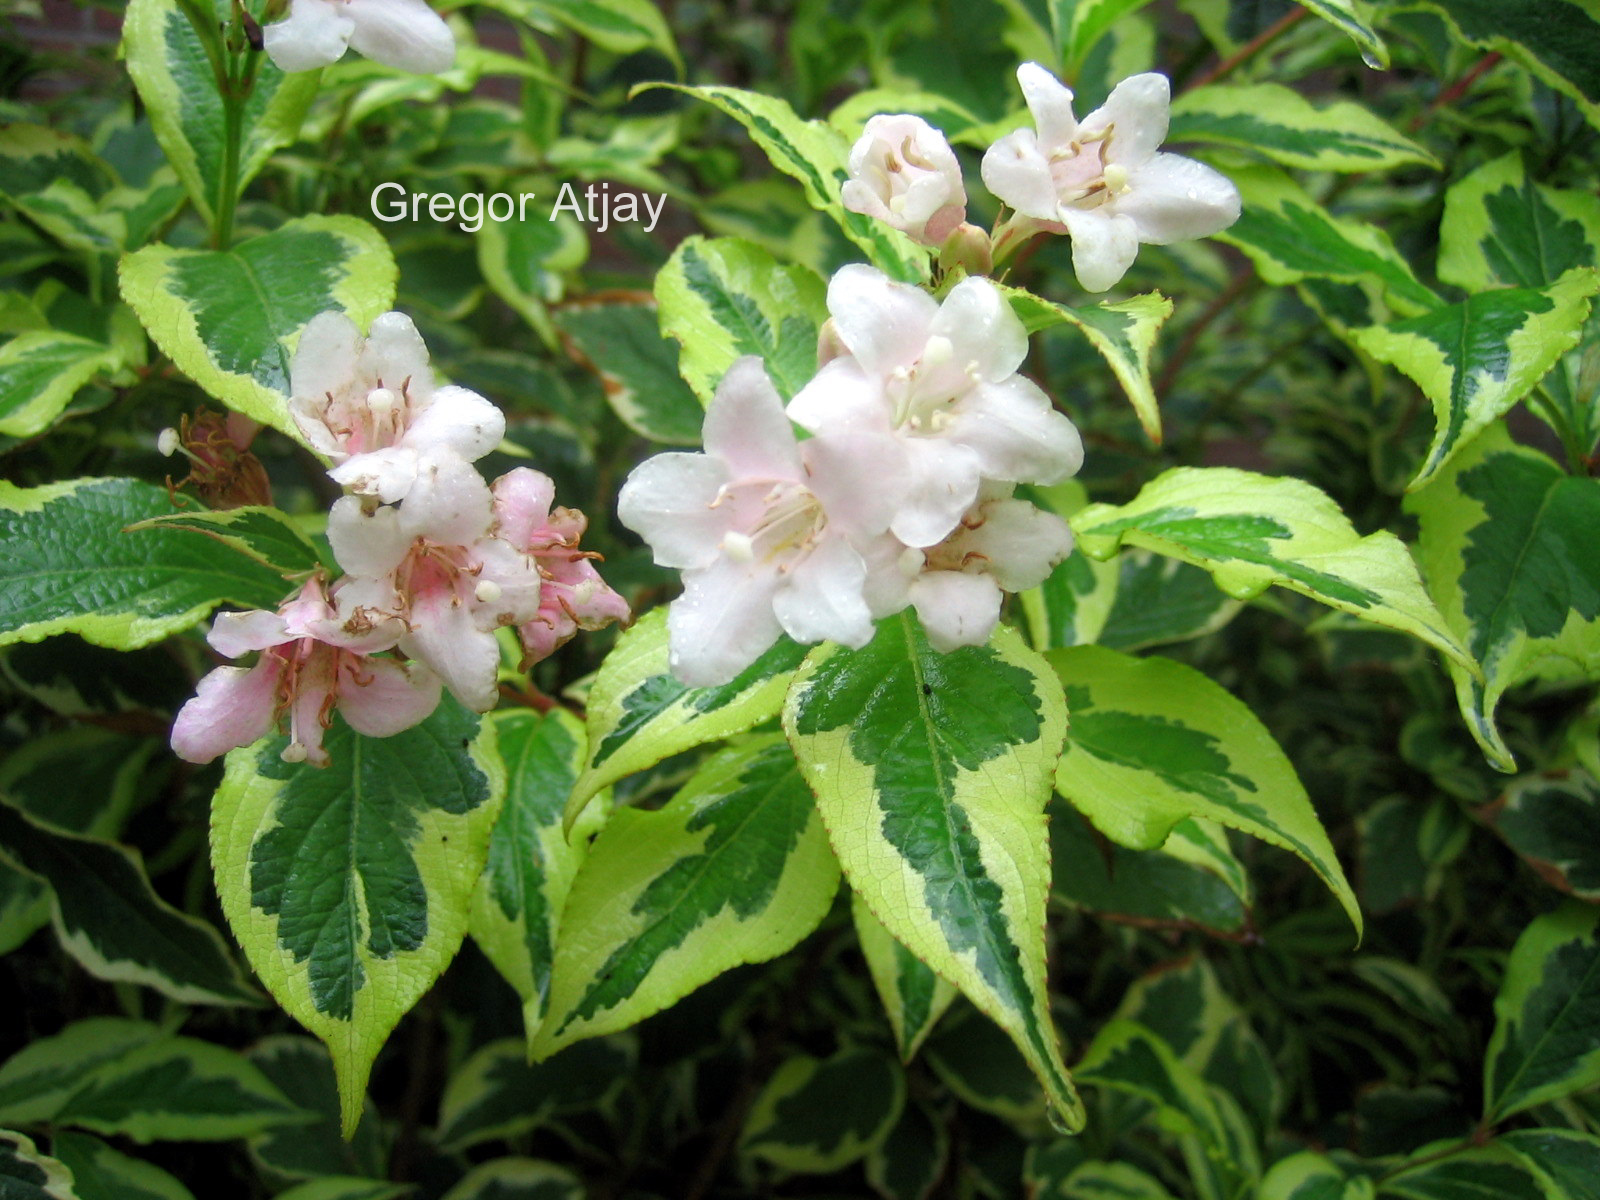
left=1062, top=206, right=1141, bottom=292
left=491, top=468, right=557, bottom=547
left=930, top=277, right=1029, bottom=382
left=703, top=357, right=803, bottom=481
left=263, top=0, right=354, bottom=71
left=772, top=535, right=874, bottom=648
left=891, top=439, right=983, bottom=548
left=471, top=536, right=544, bottom=630
left=344, top=0, right=455, bottom=73
left=950, top=376, right=1084, bottom=484
left=400, top=451, right=494, bottom=546
left=171, top=661, right=281, bottom=764
left=207, top=609, right=289, bottom=659
left=1086, top=73, right=1169, bottom=168
left=402, top=586, right=501, bottom=712
left=981, top=129, right=1059, bottom=221
left=801, top=431, right=907, bottom=538
left=909, top=572, right=1003, bottom=652
left=406, top=385, right=505, bottom=463
left=328, top=496, right=410, bottom=578
left=860, top=535, right=920, bottom=618
left=1118, top=153, right=1242, bottom=243
left=337, top=657, right=442, bottom=737
left=786, top=358, right=893, bottom=438
left=826, top=265, right=938, bottom=377
left=1017, top=62, right=1078, bottom=149
left=361, top=311, right=434, bottom=396
left=285, top=647, right=337, bottom=767
left=962, top=499, right=1075, bottom=591
left=317, top=575, right=407, bottom=653
left=666, top=559, right=784, bottom=687
left=328, top=446, right=420, bottom=502
left=289, top=311, right=361, bottom=415
left=841, top=179, right=892, bottom=224
left=617, top=452, right=731, bottom=571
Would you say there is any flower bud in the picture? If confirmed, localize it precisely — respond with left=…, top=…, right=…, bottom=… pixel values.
left=937, top=222, right=994, bottom=279
left=841, top=114, right=967, bottom=248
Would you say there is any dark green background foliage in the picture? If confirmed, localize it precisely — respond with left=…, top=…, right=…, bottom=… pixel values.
left=2, top=0, right=1600, bottom=1197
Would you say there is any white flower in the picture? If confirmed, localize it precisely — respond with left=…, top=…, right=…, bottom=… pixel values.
left=982, top=65, right=1241, bottom=292
left=841, top=114, right=968, bottom=247
left=288, top=311, right=503, bottom=503
left=787, top=265, right=1083, bottom=548
left=617, top=357, right=902, bottom=687
left=264, top=0, right=455, bottom=75
left=327, top=453, right=543, bottom=712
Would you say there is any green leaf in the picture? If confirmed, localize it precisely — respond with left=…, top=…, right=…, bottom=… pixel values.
left=1359, top=795, right=1469, bottom=913
left=1484, top=902, right=1600, bottom=1122
left=1049, top=645, right=1357, bottom=932
left=1503, top=1129, right=1600, bottom=1200
left=0, top=1130, right=76, bottom=1200
left=1413, top=0, right=1600, bottom=130
left=246, top=1037, right=385, bottom=1184
left=566, top=607, right=808, bottom=826
left=269, top=1180, right=410, bottom=1200
left=1380, top=1144, right=1550, bottom=1200
left=119, top=216, right=398, bottom=438
left=521, top=0, right=681, bottom=68
left=741, top=1048, right=906, bottom=1173
left=0, top=798, right=261, bottom=1006
left=476, top=210, right=587, bottom=347
left=1483, top=770, right=1600, bottom=901
left=852, top=894, right=957, bottom=1062
left=0, top=333, right=122, bottom=440
left=212, top=698, right=505, bottom=1135
left=26, top=1028, right=302, bottom=1143
left=1047, top=0, right=1159, bottom=73
left=1070, top=466, right=1474, bottom=674
left=1171, top=84, right=1430, bottom=172
left=1052, top=804, right=1251, bottom=935
left=532, top=737, right=839, bottom=1058
left=0, top=727, right=156, bottom=840
left=783, top=615, right=1082, bottom=1130
left=440, top=1158, right=584, bottom=1200
left=0, top=478, right=291, bottom=651
left=655, top=235, right=828, bottom=405
left=1018, top=481, right=1122, bottom=650
left=436, top=1036, right=633, bottom=1152
left=1355, top=268, right=1600, bottom=490
left=1290, top=0, right=1388, bottom=67
left=657, top=85, right=928, bottom=282
left=128, top=506, right=323, bottom=577
left=49, top=1133, right=193, bottom=1200
left=1057, top=1162, right=1178, bottom=1199
left=1098, top=553, right=1243, bottom=652
left=1075, top=1019, right=1258, bottom=1194
left=1406, top=426, right=1600, bottom=770
left=1439, top=152, right=1600, bottom=293
left=924, top=1005, right=1045, bottom=1123
left=1259, top=1152, right=1373, bottom=1200
left=1220, top=168, right=1440, bottom=321
left=470, top=709, right=602, bottom=1044
left=866, top=1100, right=947, bottom=1200
left=123, top=0, right=318, bottom=227
left=1004, top=286, right=1172, bottom=443
left=552, top=296, right=701, bottom=444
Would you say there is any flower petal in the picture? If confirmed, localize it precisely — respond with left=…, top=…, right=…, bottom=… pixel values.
left=981, top=129, right=1059, bottom=221
left=290, top=310, right=361, bottom=413
left=963, top=498, right=1075, bottom=592
left=337, top=657, right=442, bottom=737
left=471, top=536, right=544, bottom=630
left=328, top=445, right=420, bottom=503
left=617, top=452, right=731, bottom=571
left=170, top=661, right=281, bottom=764
left=773, top=534, right=874, bottom=648
left=491, top=467, right=557, bottom=548
left=401, top=586, right=501, bottom=712
left=801, top=430, right=907, bottom=538
left=1086, top=72, right=1170, bottom=168
left=891, top=439, right=982, bottom=548
left=401, top=450, right=495, bottom=546
left=1061, top=206, right=1141, bottom=292
left=951, top=376, right=1084, bottom=485
left=362, top=310, right=434, bottom=397
left=930, top=276, right=1028, bottom=382
left=407, top=384, right=505, bottom=462
left=666, top=559, right=784, bottom=687
left=703, top=357, right=803, bottom=481
left=1017, top=62, right=1078, bottom=148
left=826, top=264, right=938, bottom=377
left=207, top=609, right=289, bottom=658
left=263, top=0, right=354, bottom=72
left=343, top=0, right=456, bottom=74
left=909, top=571, right=1003, bottom=652
left=1118, top=153, right=1242, bottom=244
left=328, top=496, right=410, bottom=578
left=786, top=358, right=892, bottom=439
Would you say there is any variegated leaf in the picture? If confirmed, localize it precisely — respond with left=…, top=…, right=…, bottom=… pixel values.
left=852, top=894, right=957, bottom=1062
left=1171, top=84, right=1431, bottom=172
left=741, top=1048, right=906, bottom=1173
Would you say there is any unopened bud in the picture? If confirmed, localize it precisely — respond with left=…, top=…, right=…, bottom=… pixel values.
left=937, top=222, right=993, bottom=279
left=475, top=578, right=504, bottom=604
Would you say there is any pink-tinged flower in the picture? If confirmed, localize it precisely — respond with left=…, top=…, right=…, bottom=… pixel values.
left=170, top=577, right=441, bottom=768
left=264, top=0, right=455, bottom=75
left=491, top=468, right=630, bottom=665
left=618, top=357, right=902, bottom=687
left=328, top=453, right=542, bottom=712
left=886, top=485, right=1076, bottom=652
left=842, top=114, right=968, bottom=247
left=787, top=265, right=1083, bottom=548
left=981, top=65, right=1241, bottom=292
left=289, top=311, right=503, bottom=502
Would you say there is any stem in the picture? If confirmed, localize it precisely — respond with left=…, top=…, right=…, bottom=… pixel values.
left=1410, top=52, right=1503, bottom=133
left=1154, top=265, right=1255, bottom=398
left=1187, top=8, right=1308, bottom=91
left=1532, top=385, right=1588, bottom=474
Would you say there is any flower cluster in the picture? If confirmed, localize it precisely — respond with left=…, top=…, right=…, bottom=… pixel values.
left=263, top=0, right=455, bottom=75
left=619, top=269, right=1081, bottom=687
left=172, top=311, right=626, bottom=766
